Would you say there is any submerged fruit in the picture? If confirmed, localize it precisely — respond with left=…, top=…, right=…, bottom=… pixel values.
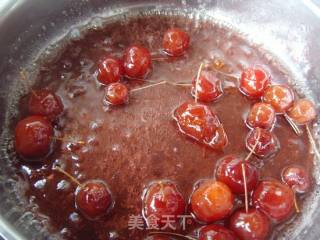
left=75, top=180, right=113, bottom=220
left=230, top=208, right=270, bottom=240
left=246, top=102, right=276, bottom=129
left=15, top=115, right=53, bottom=159
left=28, top=89, right=64, bottom=119
left=190, top=180, right=234, bottom=223
left=163, top=28, right=190, bottom=57
left=263, top=85, right=294, bottom=114
left=142, top=181, right=186, bottom=228
left=216, top=154, right=259, bottom=194
left=123, top=45, right=152, bottom=79
left=253, top=179, right=294, bottom=222
left=191, top=70, right=223, bottom=102
left=97, top=57, right=123, bottom=84
left=239, top=66, right=270, bottom=98
left=173, top=102, right=228, bottom=150
left=199, top=224, right=237, bottom=240
left=287, top=98, right=317, bottom=125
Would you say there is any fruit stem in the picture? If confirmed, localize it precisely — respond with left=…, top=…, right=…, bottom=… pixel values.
left=53, top=165, right=83, bottom=188
left=293, top=193, right=300, bottom=213
left=241, top=162, right=249, bottom=213
left=242, top=128, right=261, bottom=212
left=284, top=114, right=303, bottom=136
left=130, top=81, right=167, bottom=92
left=306, top=124, right=320, bottom=160
left=149, top=232, right=197, bottom=240
left=194, top=63, right=204, bottom=103
left=166, top=81, right=192, bottom=87
left=51, top=136, right=85, bottom=145
left=152, top=57, right=169, bottom=62
left=245, top=128, right=261, bottom=161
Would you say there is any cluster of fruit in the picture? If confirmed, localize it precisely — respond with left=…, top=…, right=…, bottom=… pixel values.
left=13, top=26, right=317, bottom=240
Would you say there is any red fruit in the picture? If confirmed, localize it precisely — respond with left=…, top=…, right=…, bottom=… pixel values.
left=246, top=128, right=279, bottom=158
left=97, top=57, right=123, bottom=84
left=15, top=115, right=53, bottom=159
left=142, top=181, right=186, bottom=228
left=239, top=66, right=270, bottom=98
left=246, top=102, right=276, bottom=129
left=173, top=102, right=228, bottom=150
left=287, top=99, right=317, bottom=125
left=190, top=180, right=234, bottom=223
left=75, top=180, right=113, bottom=220
left=199, top=224, right=237, bottom=240
left=282, top=165, right=311, bottom=194
left=123, top=45, right=152, bottom=79
left=230, top=208, right=270, bottom=240
left=253, top=179, right=294, bottom=222
left=28, top=90, right=63, bottom=119
left=104, top=82, right=129, bottom=105
left=216, top=155, right=259, bottom=194
left=191, top=70, right=223, bottom=102
left=263, top=85, right=294, bottom=114
left=163, top=28, right=190, bottom=57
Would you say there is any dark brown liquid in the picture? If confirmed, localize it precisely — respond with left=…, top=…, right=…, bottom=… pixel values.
left=16, top=15, right=314, bottom=240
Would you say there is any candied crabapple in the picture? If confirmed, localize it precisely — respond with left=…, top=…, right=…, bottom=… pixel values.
left=199, top=224, right=237, bottom=240
left=287, top=98, right=317, bottom=125
left=173, top=102, right=228, bottom=150
left=190, top=180, right=234, bottom=223
left=282, top=165, right=311, bottom=194
left=239, top=66, right=270, bottom=98
left=246, top=128, right=279, bottom=158
left=229, top=208, right=270, bottom=240
left=28, top=89, right=63, bottom=119
left=246, top=102, right=276, bottom=129
left=253, top=179, right=294, bottom=222
left=104, top=82, right=129, bottom=105
left=162, top=28, right=190, bottom=57
left=97, top=57, right=123, bottom=84
left=263, top=85, right=294, bottom=114
left=142, top=181, right=186, bottom=228
left=15, top=115, right=53, bottom=159
left=75, top=180, right=113, bottom=220
left=123, top=45, right=152, bottom=79
left=191, top=70, right=223, bottom=102
left=216, top=155, right=259, bottom=194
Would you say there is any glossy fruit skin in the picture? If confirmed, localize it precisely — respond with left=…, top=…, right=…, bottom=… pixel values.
left=190, top=180, right=234, bottom=223
left=246, top=102, right=276, bottom=129
left=287, top=98, right=317, bottom=125
left=263, top=85, right=294, bottom=114
left=162, top=28, right=190, bottom=57
left=142, top=181, right=186, bottom=228
left=282, top=165, right=311, bottom=194
left=173, top=102, right=228, bottom=150
left=239, top=66, right=270, bottom=98
left=230, top=208, right=270, bottom=240
left=216, top=155, right=259, bottom=194
left=75, top=180, right=113, bottom=220
left=123, top=45, right=152, bottom=79
left=97, top=57, right=123, bottom=84
left=28, top=90, right=64, bottom=119
left=199, top=224, right=237, bottom=240
left=191, top=70, right=223, bottom=102
left=104, top=82, right=129, bottom=105
left=15, top=115, right=53, bottom=159
left=253, top=179, right=294, bottom=222
left=246, top=128, right=279, bottom=158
